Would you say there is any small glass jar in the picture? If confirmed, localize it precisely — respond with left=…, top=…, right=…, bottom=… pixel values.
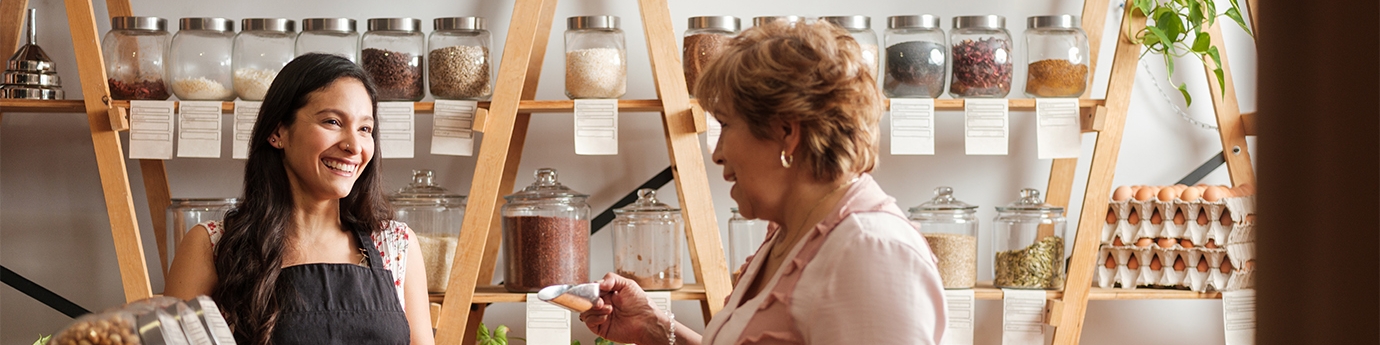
left=428, top=17, right=493, bottom=100
left=362, top=18, right=426, bottom=101
left=501, top=168, right=592, bottom=292
left=611, top=189, right=684, bottom=291
left=296, top=18, right=359, bottom=63
left=949, top=15, right=1013, bottom=98
left=103, top=16, right=171, bottom=100
left=994, top=188, right=1067, bottom=290
left=168, top=18, right=234, bottom=101
left=727, top=207, right=768, bottom=284
left=908, top=187, right=978, bottom=289
left=1025, top=15, right=1090, bottom=98
left=751, top=16, right=802, bottom=27
left=683, top=16, right=739, bottom=97
left=821, top=15, right=879, bottom=77
left=165, top=198, right=237, bottom=273
left=565, top=16, right=626, bottom=99
left=232, top=18, right=296, bottom=101
left=884, top=15, right=947, bottom=98
left=389, top=170, right=466, bottom=293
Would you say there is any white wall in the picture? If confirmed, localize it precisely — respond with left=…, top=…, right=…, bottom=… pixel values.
left=1, top=0, right=1258, bottom=344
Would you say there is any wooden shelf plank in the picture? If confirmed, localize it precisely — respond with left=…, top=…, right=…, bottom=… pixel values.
left=0, top=99, right=87, bottom=113
left=970, top=282, right=1222, bottom=300
left=429, top=284, right=709, bottom=304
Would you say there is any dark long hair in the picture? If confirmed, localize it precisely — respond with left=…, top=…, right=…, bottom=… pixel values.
left=212, top=53, right=392, bottom=344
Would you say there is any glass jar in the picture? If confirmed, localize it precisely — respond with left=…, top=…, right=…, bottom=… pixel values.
left=727, top=207, right=768, bottom=284
left=908, top=187, right=978, bottom=289
left=428, top=17, right=493, bottom=100
left=168, top=18, right=234, bottom=101
left=501, top=168, right=592, bottom=292
left=611, top=189, right=684, bottom=291
left=297, top=18, right=359, bottom=63
left=165, top=198, right=237, bottom=273
left=751, top=16, right=802, bottom=27
left=949, top=15, right=1013, bottom=98
left=362, top=18, right=425, bottom=101
left=884, top=15, right=947, bottom=98
left=683, top=16, right=739, bottom=97
left=821, top=15, right=879, bottom=77
left=565, top=16, right=626, bottom=99
left=389, top=170, right=466, bottom=293
left=103, top=16, right=171, bottom=100
left=994, top=188, right=1067, bottom=290
left=232, top=18, right=296, bottom=101
left=1025, top=15, right=1090, bottom=98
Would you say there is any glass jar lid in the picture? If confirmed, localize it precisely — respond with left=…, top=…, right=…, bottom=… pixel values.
left=568, top=15, right=620, bottom=30
left=112, top=16, right=167, bottom=31
left=169, top=198, right=238, bottom=207
left=435, top=17, right=486, bottom=31
left=820, top=15, right=870, bottom=30
left=888, top=15, right=941, bottom=30
left=996, top=188, right=1064, bottom=213
left=367, top=18, right=422, bottom=32
left=688, top=16, right=740, bottom=32
left=909, top=186, right=977, bottom=213
left=953, top=15, right=1005, bottom=29
left=615, top=189, right=679, bottom=214
left=505, top=168, right=589, bottom=201
left=390, top=170, right=466, bottom=206
left=242, top=18, right=295, bottom=32
left=1027, top=15, right=1079, bottom=29
left=178, top=18, right=233, bottom=32
left=752, top=16, right=802, bottom=27
left=302, top=18, right=356, bottom=33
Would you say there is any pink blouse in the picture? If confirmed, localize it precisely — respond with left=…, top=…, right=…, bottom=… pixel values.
left=701, top=174, right=947, bottom=344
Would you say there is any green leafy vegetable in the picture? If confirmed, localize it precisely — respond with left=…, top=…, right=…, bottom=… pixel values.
left=33, top=335, right=50, bottom=345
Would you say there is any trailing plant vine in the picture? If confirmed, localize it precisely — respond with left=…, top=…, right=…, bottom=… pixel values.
left=1128, top=0, right=1252, bottom=106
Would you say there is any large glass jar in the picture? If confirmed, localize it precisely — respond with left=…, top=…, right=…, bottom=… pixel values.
left=751, top=16, right=802, bottom=27
left=296, top=18, right=359, bottom=62
left=683, top=16, right=739, bottom=97
left=994, top=188, right=1067, bottom=290
left=908, top=187, right=978, bottom=289
left=103, top=16, right=170, bottom=100
left=1025, top=15, right=1090, bottom=98
left=884, top=15, right=947, bottom=98
left=611, top=189, right=684, bottom=290
left=727, top=207, right=768, bottom=284
left=501, top=168, right=592, bottom=292
left=565, top=16, right=626, bottom=99
left=428, top=17, right=492, bottom=100
left=389, top=170, right=466, bottom=293
left=165, top=198, right=237, bottom=273
left=821, top=15, right=879, bottom=77
left=949, top=15, right=1013, bottom=98
left=233, top=18, right=296, bottom=101
left=168, top=18, right=234, bottom=101
left=362, top=18, right=425, bottom=101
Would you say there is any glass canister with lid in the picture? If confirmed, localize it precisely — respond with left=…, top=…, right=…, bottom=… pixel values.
left=165, top=198, right=238, bottom=273
left=362, top=18, right=426, bottom=101
left=233, top=18, right=296, bottom=101
left=949, top=15, right=1013, bottom=98
left=168, top=18, right=235, bottom=101
left=428, top=17, right=492, bottom=100
left=727, top=207, right=768, bottom=284
left=883, top=15, right=946, bottom=98
left=565, top=16, right=626, bottom=99
left=389, top=170, right=466, bottom=293
left=751, top=16, right=803, bottom=27
left=908, top=187, right=978, bottom=289
left=994, top=188, right=1067, bottom=290
left=683, top=16, right=739, bottom=97
left=820, top=15, right=879, bottom=77
left=501, top=168, right=592, bottom=292
left=611, top=189, right=684, bottom=290
left=103, top=16, right=171, bottom=100
left=296, top=18, right=359, bottom=62
left=1024, top=15, right=1090, bottom=98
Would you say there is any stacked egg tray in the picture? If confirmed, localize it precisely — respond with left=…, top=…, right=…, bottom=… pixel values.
left=1095, top=187, right=1256, bottom=292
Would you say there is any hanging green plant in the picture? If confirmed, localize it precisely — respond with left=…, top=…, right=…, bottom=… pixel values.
left=1128, top=0, right=1252, bottom=106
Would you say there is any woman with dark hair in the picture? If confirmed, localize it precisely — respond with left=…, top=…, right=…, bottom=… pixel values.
left=165, top=53, right=434, bottom=345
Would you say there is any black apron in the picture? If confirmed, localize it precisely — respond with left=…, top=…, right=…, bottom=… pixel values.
left=271, top=229, right=411, bottom=344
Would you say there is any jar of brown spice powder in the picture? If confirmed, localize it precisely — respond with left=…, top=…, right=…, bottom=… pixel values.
left=683, top=16, right=739, bottom=97
left=501, top=168, right=592, bottom=292
left=362, top=18, right=426, bottom=101
left=1024, top=15, right=1090, bottom=98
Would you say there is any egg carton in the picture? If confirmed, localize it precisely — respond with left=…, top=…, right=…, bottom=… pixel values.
left=1105, top=195, right=1255, bottom=246
left=1094, top=244, right=1244, bottom=292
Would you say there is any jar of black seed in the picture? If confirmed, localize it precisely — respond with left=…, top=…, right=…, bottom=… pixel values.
left=362, top=18, right=425, bottom=101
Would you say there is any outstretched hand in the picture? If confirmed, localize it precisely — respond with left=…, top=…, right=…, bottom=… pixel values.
left=578, top=273, right=666, bottom=345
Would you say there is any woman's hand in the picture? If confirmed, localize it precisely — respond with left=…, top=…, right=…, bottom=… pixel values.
left=578, top=273, right=665, bottom=345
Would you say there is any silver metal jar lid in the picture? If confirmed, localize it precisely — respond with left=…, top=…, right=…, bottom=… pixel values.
left=3, top=71, right=61, bottom=87
left=0, top=85, right=63, bottom=100
left=302, top=18, right=356, bottom=33
left=242, top=18, right=295, bottom=32
left=367, top=18, right=422, bottom=32
left=1028, top=15, right=1080, bottom=29
left=568, top=15, right=620, bottom=30
left=112, top=16, right=167, bottom=31
left=752, top=15, right=802, bottom=27
left=688, top=16, right=740, bottom=32
left=820, top=15, right=870, bottom=30
left=888, top=15, right=941, bottom=30
left=953, top=15, right=1005, bottom=29
left=435, top=17, right=486, bottom=31
left=178, top=17, right=233, bottom=32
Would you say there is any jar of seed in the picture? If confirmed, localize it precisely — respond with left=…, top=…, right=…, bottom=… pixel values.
left=683, top=16, right=739, bottom=97
left=821, top=15, right=879, bottom=78
left=565, top=16, right=626, bottom=99
left=1024, top=15, right=1089, bottom=98
left=949, top=15, right=1013, bottom=98
left=908, top=186, right=978, bottom=289
left=388, top=170, right=466, bottom=293
left=429, top=17, right=492, bottom=100
left=362, top=18, right=426, bottom=101
left=883, top=14, right=946, bottom=98
left=994, top=188, right=1067, bottom=290
left=501, top=168, right=592, bottom=292
left=233, top=18, right=296, bottom=101
left=168, top=18, right=235, bottom=101
left=104, top=16, right=171, bottom=100
left=296, top=18, right=359, bottom=62
left=611, top=189, right=684, bottom=291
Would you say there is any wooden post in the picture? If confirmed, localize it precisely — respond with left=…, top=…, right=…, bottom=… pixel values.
left=0, top=0, right=27, bottom=56
left=1044, top=0, right=1109, bottom=210
left=143, top=160, right=173, bottom=275
left=1202, top=22, right=1255, bottom=186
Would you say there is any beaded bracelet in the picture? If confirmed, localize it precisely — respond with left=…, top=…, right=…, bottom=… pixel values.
left=667, top=308, right=676, bottom=345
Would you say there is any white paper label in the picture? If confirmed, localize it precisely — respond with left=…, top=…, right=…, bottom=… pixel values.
left=942, top=289, right=976, bottom=345
left=176, top=303, right=214, bottom=345
left=193, top=296, right=236, bottom=345
left=1222, top=289, right=1256, bottom=345
left=964, top=99, right=1009, bottom=155
left=646, top=291, right=673, bottom=314
left=705, top=111, right=721, bottom=153
left=574, top=99, right=619, bottom=155
left=526, top=293, right=572, bottom=345
left=377, top=102, right=416, bottom=158
left=157, top=309, right=192, bottom=344
left=128, top=100, right=176, bottom=160
left=1035, top=98, right=1082, bottom=159
left=176, top=101, right=222, bottom=158
left=232, top=101, right=261, bottom=159
left=890, top=98, right=936, bottom=155
left=432, top=100, right=478, bottom=156
left=1001, top=289, right=1046, bottom=345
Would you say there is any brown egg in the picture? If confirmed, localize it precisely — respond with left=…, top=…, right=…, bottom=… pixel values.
left=1104, top=255, right=1116, bottom=268
left=1245, top=214, right=1256, bottom=223
left=1128, top=209, right=1141, bottom=225
left=1234, top=183, right=1256, bottom=197
left=1197, top=259, right=1209, bottom=272
left=1134, top=186, right=1159, bottom=201
left=1112, top=186, right=1134, bottom=202
left=1127, top=254, right=1140, bottom=269
left=1180, top=239, right=1195, bottom=249
left=1156, top=238, right=1176, bottom=248
left=1173, top=184, right=1189, bottom=191
left=1196, top=210, right=1210, bottom=225
left=1149, top=256, right=1163, bottom=270
left=1173, top=211, right=1186, bottom=225
left=1112, top=237, right=1126, bottom=246
left=1245, top=260, right=1255, bottom=270
left=1220, top=185, right=1235, bottom=197
left=1205, top=239, right=1219, bottom=249
left=1180, top=187, right=1202, bottom=201
left=1135, top=237, right=1154, bottom=248
left=1150, top=209, right=1163, bottom=224
left=1157, top=187, right=1180, bottom=202
left=1173, top=257, right=1187, bottom=271
left=1106, top=207, right=1118, bottom=224
left=1203, top=186, right=1227, bottom=202
left=1220, top=210, right=1233, bottom=226
left=1220, top=259, right=1235, bottom=273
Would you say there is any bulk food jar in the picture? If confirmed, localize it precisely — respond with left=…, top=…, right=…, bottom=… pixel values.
left=611, top=189, right=684, bottom=290
left=362, top=18, right=425, bottom=101
left=233, top=18, right=296, bottom=101
left=168, top=18, right=234, bottom=101
left=297, top=18, right=359, bottom=63
left=994, top=188, right=1067, bottom=290
left=501, top=168, right=591, bottom=292
left=908, top=187, right=978, bottom=289
left=727, top=207, right=768, bottom=283
left=751, top=16, right=802, bottom=27
left=884, top=15, right=947, bottom=98
left=1024, top=15, right=1090, bottom=98
left=428, top=17, right=492, bottom=100
left=683, top=16, right=739, bottom=97
left=949, top=15, right=1013, bottom=98
left=165, top=198, right=237, bottom=273
left=820, top=16, right=879, bottom=77
left=565, top=16, right=626, bottom=99
left=103, top=16, right=170, bottom=100
left=389, top=170, right=466, bottom=293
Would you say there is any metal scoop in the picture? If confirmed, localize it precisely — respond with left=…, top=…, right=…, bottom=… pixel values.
left=536, top=283, right=602, bottom=313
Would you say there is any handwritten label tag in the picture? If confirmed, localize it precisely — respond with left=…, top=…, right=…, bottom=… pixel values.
left=232, top=101, right=261, bottom=159
left=942, top=289, right=976, bottom=345
left=890, top=98, right=936, bottom=155
left=175, top=303, right=213, bottom=345
left=1001, top=289, right=1046, bottom=345
left=964, top=99, right=1009, bottom=155
left=705, top=111, right=721, bottom=153
left=128, top=100, right=176, bottom=160
left=1222, top=289, right=1256, bottom=345
left=377, top=102, right=415, bottom=158
left=526, top=293, right=572, bottom=345
left=176, top=101, right=222, bottom=158
left=574, top=99, right=618, bottom=155
left=432, top=100, right=478, bottom=156
left=1036, top=98, right=1082, bottom=159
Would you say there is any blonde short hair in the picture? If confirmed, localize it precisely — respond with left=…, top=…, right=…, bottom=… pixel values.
left=695, top=21, right=883, bottom=183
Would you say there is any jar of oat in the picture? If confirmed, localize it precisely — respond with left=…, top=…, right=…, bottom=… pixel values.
left=388, top=170, right=466, bottom=293
left=565, top=15, right=626, bottom=99
left=611, top=189, right=684, bottom=290
left=104, top=16, right=171, bottom=100
left=908, top=187, right=978, bottom=289
left=167, top=17, right=235, bottom=101
left=949, top=15, right=1013, bottom=98
left=994, top=188, right=1067, bottom=290
left=883, top=14, right=947, bottom=98
left=429, top=17, right=492, bottom=100
left=501, top=168, right=592, bottom=292
left=233, top=18, right=296, bottom=101
left=296, top=18, right=359, bottom=62
left=362, top=18, right=426, bottom=101
left=820, top=15, right=879, bottom=78
left=1024, top=15, right=1089, bottom=98
left=727, top=207, right=768, bottom=284
left=683, top=16, right=739, bottom=97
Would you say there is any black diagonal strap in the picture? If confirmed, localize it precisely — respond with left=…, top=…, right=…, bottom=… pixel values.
left=2, top=265, right=90, bottom=318
left=591, top=166, right=676, bottom=234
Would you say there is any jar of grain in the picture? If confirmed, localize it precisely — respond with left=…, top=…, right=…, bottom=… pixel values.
left=611, top=189, right=683, bottom=290
left=104, top=16, right=171, bottom=100
left=883, top=15, right=947, bottom=98
left=1024, top=15, right=1089, bottom=98
left=362, top=18, right=426, bottom=101
left=296, top=18, right=359, bottom=63
left=233, top=18, right=296, bottom=101
left=389, top=170, right=466, bottom=293
left=165, top=198, right=237, bottom=273
left=994, top=188, right=1067, bottom=290
left=429, top=17, right=492, bottom=100
left=167, top=18, right=235, bottom=101
left=565, top=15, right=626, bottom=99
left=949, top=15, right=1013, bottom=98
left=907, top=187, right=978, bottom=289
left=683, top=16, right=739, bottom=97
left=820, top=15, right=879, bottom=78
left=501, top=168, right=592, bottom=292
left=727, top=207, right=768, bottom=284
left=751, top=16, right=803, bottom=27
